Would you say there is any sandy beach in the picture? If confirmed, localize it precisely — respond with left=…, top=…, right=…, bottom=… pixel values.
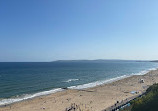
left=0, top=69, right=158, bottom=111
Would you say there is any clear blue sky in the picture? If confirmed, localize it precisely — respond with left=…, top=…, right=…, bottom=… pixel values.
left=0, top=0, right=158, bottom=62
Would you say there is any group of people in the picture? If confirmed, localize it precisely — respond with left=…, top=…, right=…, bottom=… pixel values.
left=65, top=103, right=91, bottom=111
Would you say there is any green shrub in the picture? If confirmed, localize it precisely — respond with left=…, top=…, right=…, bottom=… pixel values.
left=122, top=83, right=158, bottom=111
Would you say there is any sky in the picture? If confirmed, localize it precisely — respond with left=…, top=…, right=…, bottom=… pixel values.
left=0, top=0, right=158, bottom=62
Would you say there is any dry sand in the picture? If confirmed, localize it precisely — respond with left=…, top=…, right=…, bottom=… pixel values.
left=1, top=69, right=158, bottom=111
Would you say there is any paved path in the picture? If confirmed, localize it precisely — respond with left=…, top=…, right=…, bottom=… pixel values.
left=103, top=92, right=145, bottom=111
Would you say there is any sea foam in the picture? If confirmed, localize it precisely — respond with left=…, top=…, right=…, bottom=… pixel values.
left=0, top=88, right=63, bottom=106
left=68, top=75, right=129, bottom=89
left=64, top=79, right=79, bottom=83
left=133, top=67, right=157, bottom=75
left=68, top=67, right=158, bottom=90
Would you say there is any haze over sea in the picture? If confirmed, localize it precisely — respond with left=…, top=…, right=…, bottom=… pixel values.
left=0, top=60, right=158, bottom=105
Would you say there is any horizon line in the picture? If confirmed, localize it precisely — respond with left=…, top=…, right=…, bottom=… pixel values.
left=0, top=59, right=155, bottom=62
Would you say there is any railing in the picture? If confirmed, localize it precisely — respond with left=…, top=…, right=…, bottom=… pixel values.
left=102, top=91, right=146, bottom=111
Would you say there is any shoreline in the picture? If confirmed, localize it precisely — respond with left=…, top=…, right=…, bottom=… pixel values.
left=0, top=67, right=157, bottom=107
left=0, top=67, right=157, bottom=106
left=0, top=69, right=158, bottom=111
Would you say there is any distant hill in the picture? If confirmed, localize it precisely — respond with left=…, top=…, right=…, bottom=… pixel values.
left=135, top=60, right=149, bottom=62
left=52, top=59, right=137, bottom=63
left=150, top=60, right=158, bottom=62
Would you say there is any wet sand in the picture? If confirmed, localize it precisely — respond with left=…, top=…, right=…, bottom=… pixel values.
left=0, top=69, right=158, bottom=111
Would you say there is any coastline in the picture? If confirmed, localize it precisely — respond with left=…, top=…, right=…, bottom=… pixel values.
left=0, top=68, right=156, bottom=106
left=1, top=69, right=158, bottom=111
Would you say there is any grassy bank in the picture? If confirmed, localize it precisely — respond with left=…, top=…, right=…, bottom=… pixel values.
left=121, top=83, right=158, bottom=111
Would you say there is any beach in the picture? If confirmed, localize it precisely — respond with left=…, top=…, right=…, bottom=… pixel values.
left=0, top=69, right=158, bottom=111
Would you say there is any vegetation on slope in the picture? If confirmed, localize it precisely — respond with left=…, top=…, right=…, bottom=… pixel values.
left=121, top=83, right=158, bottom=111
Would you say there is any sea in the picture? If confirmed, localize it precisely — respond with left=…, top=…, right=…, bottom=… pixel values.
left=0, top=60, right=158, bottom=106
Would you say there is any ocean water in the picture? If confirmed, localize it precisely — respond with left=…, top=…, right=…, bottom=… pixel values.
left=0, top=61, right=158, bottom=105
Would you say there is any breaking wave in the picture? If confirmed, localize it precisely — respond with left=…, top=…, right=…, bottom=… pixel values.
left=0, top=88, right=64, bottom=106
left=64, top=79, right=79, bottom=83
